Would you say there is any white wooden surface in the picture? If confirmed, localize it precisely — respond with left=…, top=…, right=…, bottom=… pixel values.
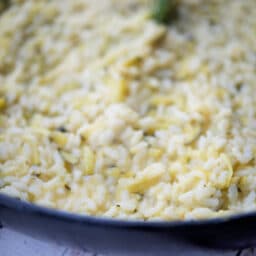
left=0, top=227, right=255, bottom=256
left=0, top=228, right=92, bottom=256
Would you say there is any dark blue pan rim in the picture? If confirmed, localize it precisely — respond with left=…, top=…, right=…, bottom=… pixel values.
left=1, top=193, right=255, bottom=229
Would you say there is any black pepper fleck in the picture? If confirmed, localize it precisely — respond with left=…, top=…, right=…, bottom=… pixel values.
left=64, top=184, right=71, bottom=191
left=57, top=126, right=68, bottom=133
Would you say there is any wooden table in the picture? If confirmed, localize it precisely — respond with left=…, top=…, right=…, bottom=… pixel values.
left=0, top=227, right=255, bottom=256
left=0, top=228, right=92, bottom=256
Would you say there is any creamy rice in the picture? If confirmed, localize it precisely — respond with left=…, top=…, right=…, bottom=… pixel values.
left=0, top=0, right=255, bottom=220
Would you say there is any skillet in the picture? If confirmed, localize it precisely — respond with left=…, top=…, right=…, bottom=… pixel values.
left=0, top=1, right=255, bottom=255
left=1, top=193, right=256, bottom=255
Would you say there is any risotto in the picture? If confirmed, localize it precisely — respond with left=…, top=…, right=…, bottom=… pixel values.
left=0, top=0, right=255, bottom=220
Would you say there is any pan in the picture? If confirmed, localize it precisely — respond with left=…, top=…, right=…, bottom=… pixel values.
left=1, top=193, right=256, bottom=255
left=0, top=1, right=255, bottom=255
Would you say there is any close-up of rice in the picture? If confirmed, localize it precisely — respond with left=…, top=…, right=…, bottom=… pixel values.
left=0, top=0, right=255, bottom=221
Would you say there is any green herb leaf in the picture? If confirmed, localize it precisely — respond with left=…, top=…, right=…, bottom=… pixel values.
left=151, top=0, right=179, bottom=24
left=0, top=0, right=11, bottom=13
